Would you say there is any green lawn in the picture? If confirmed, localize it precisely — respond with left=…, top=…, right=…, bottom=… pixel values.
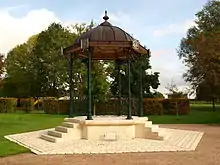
left=0, top=104, right=220, bottom=157
left=148, top=104, right=220, bottom=124
left=0, top=111, right=66, bottom=157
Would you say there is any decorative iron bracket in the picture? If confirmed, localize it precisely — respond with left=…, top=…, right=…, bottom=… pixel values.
left=81, top=39, right=89, bottom=49
left=132, top=39, right=140, bottom=50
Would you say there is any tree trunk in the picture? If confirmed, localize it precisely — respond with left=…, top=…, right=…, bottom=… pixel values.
left=17, top=98, right=21, bottom=107
left=175, top=102, right=179, bottom=120
left=93, top=103, right=96, bottom=116
left=212, top=97, right=216, bottom=111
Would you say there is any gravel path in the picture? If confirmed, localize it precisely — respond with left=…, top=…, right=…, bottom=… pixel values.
left=1, top=124, right=220, bottom=165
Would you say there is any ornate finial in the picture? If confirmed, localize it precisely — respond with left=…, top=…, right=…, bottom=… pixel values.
left=103, top=10, right=109, bottom=21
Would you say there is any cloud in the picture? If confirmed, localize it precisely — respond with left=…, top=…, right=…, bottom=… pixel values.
left=0, top=6, right=60, bottom=54
left=149, top=49, right=189, bottom=94
left=97, top=11, right=143, bottom=39
left=153, top=20, right=195, bottom=37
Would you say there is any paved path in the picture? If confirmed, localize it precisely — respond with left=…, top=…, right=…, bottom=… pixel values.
left=1, top=124, right=220, bottom=165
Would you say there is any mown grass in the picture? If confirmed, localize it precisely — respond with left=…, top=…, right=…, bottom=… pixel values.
left=148, top=104, right=220, bottom=124
left=0, top=112, right=66, bottom=157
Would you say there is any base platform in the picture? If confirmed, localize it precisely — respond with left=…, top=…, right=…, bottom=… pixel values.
left=40, top=116, right=167, bottom=143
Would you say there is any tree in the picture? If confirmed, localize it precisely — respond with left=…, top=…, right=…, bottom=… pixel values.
left=0, top=54, right=4, bottom=87
left=4, top=23, right=78, bottom=97
left=5, top=42, right=36, bottom=97
left=90, top=61, right=110, bottom=115
left=166, top=81, right=188, bottom=98
left=110, top=52, right=160, bottom=98
left=70, top=20, right=95, bottom=35
left=177, top=0, right=220, bottom=110
left=153, top=91, right=165, bottom=98
left=4, top=20, right=111, bottom=105
left=31, top=23, right=78, bottom=97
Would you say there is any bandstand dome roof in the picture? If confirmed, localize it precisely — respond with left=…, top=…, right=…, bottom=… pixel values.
left=63, top=11, right=149, bottom=60
left=74, top=16, right=134, bottom=44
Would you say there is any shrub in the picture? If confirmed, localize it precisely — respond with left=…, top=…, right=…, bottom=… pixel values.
left=162, top=98, right=189, bottom=115
left=43, top=100, right=60, bottom=114
left=43, top=99, right=87, bottom=115
left=143, top=99, right=164, bottom=115
left=19, top=98, right=34, bottom=113
left=0, top=98, right=17, bottom=113
left=95, top=98, right=128, bottom=115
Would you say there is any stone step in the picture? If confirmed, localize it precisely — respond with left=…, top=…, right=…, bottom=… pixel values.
left=64, top=118, right=80, bottom=123
left=145, top=121, right=152, bottom=126
left=145, top=132, right=164, bottom=140
left=40, top=134, right=62, bottom=143
left=55, top=126, right=70, bottom=133
left=145, top=125, right=169, bottom=140
left=135, top=116, right=148, bottom=121
left=62, top=122, right=75, bottom=128
left=144, top=124, right=166, bottom=140
left=158, top=129, right=171, bottom=140
left=145, top=125, right=159, bottom=132
left=48, top=130, right=64, bottom=138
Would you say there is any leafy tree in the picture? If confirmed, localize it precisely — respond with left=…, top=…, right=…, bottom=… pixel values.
left=31, top=23, right=77, bottom=97
left=177, top=0, right=220, bottom=110
left=153, top=91, right=165, bottom=98
left=70, top=20, right=95, bottom=35
left=110, top=53, right=160, bottom=98
left=166, top=81, right=188, bottom=98
left=90, top=61, right=110, bottom=115
left=5, top=42, right=36, bottom=97
left=0, top=54, right=4, bottom=87
left=0, top=77, right=18, bottom=97
left=4, top=23, right=77, bottom=97
left=4, top=20, right=111, bottom=108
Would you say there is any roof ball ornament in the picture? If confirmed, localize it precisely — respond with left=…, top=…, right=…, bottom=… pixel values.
left=103, top=10, right=109, bottom=21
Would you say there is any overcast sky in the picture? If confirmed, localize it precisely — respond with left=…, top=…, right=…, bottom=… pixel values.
left=0, top=0, right=208, bottom=95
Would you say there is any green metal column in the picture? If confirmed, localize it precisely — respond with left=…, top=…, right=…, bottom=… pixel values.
left=138, top=58, right=143, bottom=117
left=117, top=61, right=122, bottom=116
left=86, top=48, right=93, bottom=120
left=126, top=56, right=132, bottom=120
left=69, top=53, right=74, bottom=118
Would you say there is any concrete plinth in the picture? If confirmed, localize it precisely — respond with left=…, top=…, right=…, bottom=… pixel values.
left=40, top=116, right=165, bottom=143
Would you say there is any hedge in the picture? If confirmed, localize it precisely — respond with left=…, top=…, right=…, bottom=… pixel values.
left=162, top=98, right=190, bottom=115
left=143, top=99, right=164, bottom=115
left=0, top=98, right=17, bottom=113
left=17, top=98, right=35, bottom=113
left=42, top=98, right=190, bottom=115
left=43, top=99, right=87, bottom=115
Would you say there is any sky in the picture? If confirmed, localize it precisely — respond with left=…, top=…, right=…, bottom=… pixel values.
left=0, top=0, right=209, bottom=96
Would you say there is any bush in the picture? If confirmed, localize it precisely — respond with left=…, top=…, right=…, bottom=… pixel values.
left=162, top=98, right=190, bottom=115
left=96, top=98, right=128, bottom=115
left=0, top=98, right=17, bottom=113
left=43, top=99, right=87, bottom=115
left=43, top=99, right=60, bottom=114
left=143, top=99, right=164, bottom=115
left=19, top=98, right=34, bottom=113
